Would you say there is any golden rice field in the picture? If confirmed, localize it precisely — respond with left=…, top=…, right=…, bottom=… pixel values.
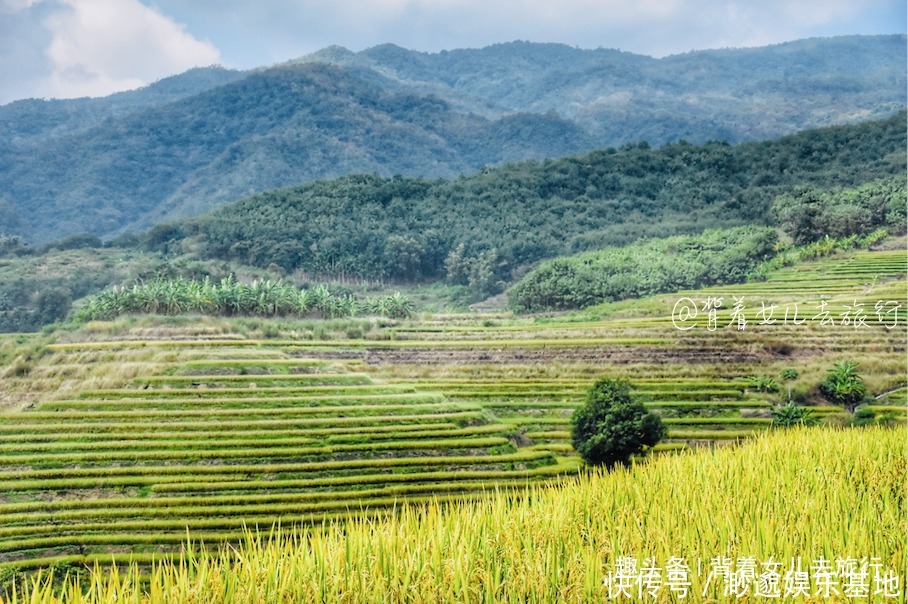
left=2, top=427, right=904, bottom=603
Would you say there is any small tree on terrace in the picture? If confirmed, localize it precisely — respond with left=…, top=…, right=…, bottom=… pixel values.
left=571, top=378, right=667, bottom=468
left=819, top=361, right=867, bottom=413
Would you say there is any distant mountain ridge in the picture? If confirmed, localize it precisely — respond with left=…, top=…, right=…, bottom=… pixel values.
left=0, top=67, right=246, bottom=143
left=0, top=35, right=904, bottom=244
left=299, top=35, right=906, bottom=142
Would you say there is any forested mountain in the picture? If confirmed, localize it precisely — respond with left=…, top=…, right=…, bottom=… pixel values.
left=0, top=35, right=904, bottom=244
left=0, top=63, right=594, bottom=243
left=302, top=35, right=906, bottom=144
left=146, top=113, right=906, bottom=294
left=0, top=66, right=245, bottom=143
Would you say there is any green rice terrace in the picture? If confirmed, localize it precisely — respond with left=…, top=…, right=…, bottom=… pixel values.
left=0, top=248, right=905, bottom=573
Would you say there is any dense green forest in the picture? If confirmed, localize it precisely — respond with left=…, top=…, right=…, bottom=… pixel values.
left=0, top=67, right=245, bottom=143
left=510, top=177, right=906, bottom=311
left=151, top=112, right=905, bottom=295
left=771, top=177, right=906, bottom=244
left=0, top=36, right=903, bottom=244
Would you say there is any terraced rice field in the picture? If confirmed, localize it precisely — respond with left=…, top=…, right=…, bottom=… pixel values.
left=0, top=351, right=579, bottom=570
left=0, top=249, right=904, bottom=573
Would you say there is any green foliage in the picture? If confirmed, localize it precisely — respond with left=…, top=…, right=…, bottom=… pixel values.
left=0, top=246, right=250, bottom=333
left=33, top=287, right=73, bottom=326
left=0, top=564, right=19, bottom=591
left=819, top=361, right=868, bottom=413
left=772, top=177, right=907, bottom=245
left=779, top=369, right=799, bottom=382
left=3, top=38, right=905, bottom=245
left=40, top=232, right=103, bottom=253
left=748, top=375, right=781, bottom=394
left=570, top=378, right=667, bottom=468
left=165, top=114, right=904, bottom=296
left=368, top=292, right=416, bottom=319
left=747, top=226, right=892, bottom=281
left=75, top=277, right=415, bottom=322
left=510, top=226, right=778, bottom=311
left=2, top=113, right=906, bottom=329
left=778, top=368, right=799, bottom=401
left=771, top=402, right=820, bottom=428
left=2, top=62, right=594, bottom=245
left=848, top=406, right=877, bottom=427
left=0, top=234, right=32, bottom=257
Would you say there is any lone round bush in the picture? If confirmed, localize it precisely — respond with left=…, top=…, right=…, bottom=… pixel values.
left=571, top=378, right=667, bottom=468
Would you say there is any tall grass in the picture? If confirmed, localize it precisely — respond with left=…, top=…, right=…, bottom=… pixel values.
left=2, top=426, right=902, bottom=603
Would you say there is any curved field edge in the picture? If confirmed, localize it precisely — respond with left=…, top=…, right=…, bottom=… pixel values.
left=2, top=426, right=904, bottom=603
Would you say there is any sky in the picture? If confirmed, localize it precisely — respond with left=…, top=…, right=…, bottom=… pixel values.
left=0, top=0, right=904, bottom=105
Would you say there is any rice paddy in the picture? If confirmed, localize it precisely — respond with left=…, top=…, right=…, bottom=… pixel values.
left=0, top=248, right=904, bottom=602
left=2, top=427, right=904, bottom=603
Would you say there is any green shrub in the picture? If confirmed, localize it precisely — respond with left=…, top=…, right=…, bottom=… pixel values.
left=848, top=406, right=877, bottom=427
left=510, top=226, right=778, bottom=311
left=570, top=378, right=666, bottom=468
left=772, top=178, right=906, bottom=245
left=771, top=402, right=820, bottom=428
left=748, top=375, right=780, bottom=394
left=76, top=277, right=417, bottom=322
left=779, top=368, right=799, bottom=382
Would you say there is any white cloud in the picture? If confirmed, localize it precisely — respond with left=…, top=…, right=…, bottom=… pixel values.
left=38, top=0, right=220, bottom=99
left=0, top=0, right=40, bottom=13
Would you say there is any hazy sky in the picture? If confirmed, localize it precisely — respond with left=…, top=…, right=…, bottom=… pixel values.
left=0, top=0, right=904, bottom=104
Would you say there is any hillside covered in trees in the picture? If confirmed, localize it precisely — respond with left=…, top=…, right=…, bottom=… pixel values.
left=146, top=113, right=906, bottom=294
left=0, top=35, right=904, bottom=244
left=508, top=182, right=904, bottom=312
left=0, top=113, right=904, bottom=331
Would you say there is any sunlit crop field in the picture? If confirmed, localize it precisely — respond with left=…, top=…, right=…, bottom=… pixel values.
left=3, top=427, right=904, bottom=603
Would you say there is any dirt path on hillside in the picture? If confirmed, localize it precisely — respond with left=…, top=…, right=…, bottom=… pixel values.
left=303, top=344, right=797, bottom=366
